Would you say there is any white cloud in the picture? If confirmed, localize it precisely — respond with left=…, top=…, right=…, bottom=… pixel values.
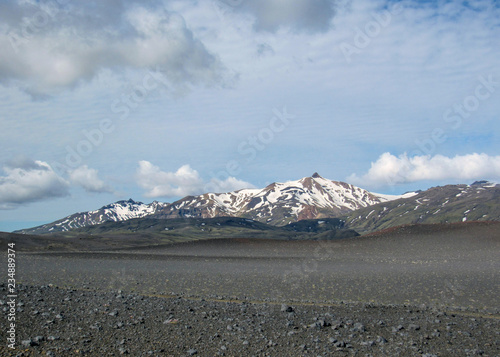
left=348, top=153, right=500, bottom=187
left=69, top=165, right=113, bottom=193
left=205, top=176, right=256, bottom=194
left=136, top=161, right=204, bottom=198
left=0, top=1, right=229, bottom=96
left=136, top=161, right=254, bottom=198
left=0, top=159, right=69, bottom=209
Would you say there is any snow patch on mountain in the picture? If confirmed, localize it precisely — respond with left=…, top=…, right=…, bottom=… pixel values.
left=16, top=199, right=168, bottom=234
left=155, top=173, right=412, bottom=225
left=16, top=173, right=421, bottom=234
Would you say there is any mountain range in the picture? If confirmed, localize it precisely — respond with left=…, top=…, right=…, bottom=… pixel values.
left=14, top=174, right=499, bottom=235
left=152, top=173, right=415, bottom=225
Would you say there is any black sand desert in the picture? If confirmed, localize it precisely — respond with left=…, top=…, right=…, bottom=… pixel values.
left=1, top=222, right=499, bottom=356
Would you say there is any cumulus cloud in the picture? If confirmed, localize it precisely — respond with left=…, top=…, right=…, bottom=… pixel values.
left=0, top=1, right=228, bottom=96
left=136, top=161, right=254, bottom=198
left=239, top=0, right=336, bottom=33
left=0, top=159, right=69, bottom=209
left=136, top=162, right=204, bottom=198
left=348, top=153, right=500, bottom=187
left=207, top=176, right=254, bottom=193
left=69, top=165, right=113, bottom=193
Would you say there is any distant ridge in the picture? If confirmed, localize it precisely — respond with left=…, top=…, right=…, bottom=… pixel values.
left=152, top=173, right=410, bottom=225
left=16, top=174, right=408, bottom=234
left=343, top=181, right=500, bottom=234
left=15, top=177, right=499, bottom=236
left=15, top=200, right=168, bottom=235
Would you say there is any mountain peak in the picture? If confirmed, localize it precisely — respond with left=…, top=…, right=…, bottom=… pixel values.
left=15, top=174, right=423, bottom=234
left=471, top=180, right=489, bottom=186
left=106, top=198, right=142, bottom=207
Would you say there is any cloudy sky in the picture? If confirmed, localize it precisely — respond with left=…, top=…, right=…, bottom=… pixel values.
left=1, top=0, right=499, bottom=232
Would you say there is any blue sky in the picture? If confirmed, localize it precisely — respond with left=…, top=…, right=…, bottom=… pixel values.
left=1, top=0, right=499, bottom=232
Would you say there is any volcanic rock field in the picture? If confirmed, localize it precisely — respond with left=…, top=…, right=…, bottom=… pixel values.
left=1, top=222, right=499, bottom=356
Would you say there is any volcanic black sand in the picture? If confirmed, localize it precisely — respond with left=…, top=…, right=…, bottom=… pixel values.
left=1, top=222, right=499, bottom=356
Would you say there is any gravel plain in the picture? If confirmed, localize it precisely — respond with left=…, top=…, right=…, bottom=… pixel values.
left=1, top=222, right=499, bottom=356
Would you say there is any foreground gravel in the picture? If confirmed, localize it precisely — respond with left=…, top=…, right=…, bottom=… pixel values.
left=1, top=283, right=499, bottom=356
left=2, top=223, right=499, bottom=356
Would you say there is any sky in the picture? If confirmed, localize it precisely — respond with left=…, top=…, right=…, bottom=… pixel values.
left=0, top=0, right=499, bottom=232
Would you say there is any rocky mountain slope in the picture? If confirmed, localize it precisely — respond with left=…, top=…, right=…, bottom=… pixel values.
left=153, top=173, right=408, bottom=225
left=343, top=181, right=500, bottom=234
left=16, top=175, right=498, bottom=236
left=16, top=199, right=168, bottom=235
left=16, top=173, right=405, bottom=234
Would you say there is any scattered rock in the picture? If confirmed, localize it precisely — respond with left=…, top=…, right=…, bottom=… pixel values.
left=392, top=324, right=404, bottom=332
left=4, top=278, right=499, bottom=356
left=21, top=339, right=36, bottom=347
left=334, top=340, right=346, bottom=348
left=408, top=323, right=420, bottom=331
left=353, top=322, right=366, bottom=332
left=33, top=336, right=45, bottom=343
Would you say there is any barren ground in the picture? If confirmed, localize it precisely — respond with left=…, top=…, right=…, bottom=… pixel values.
left=1, top=222, right=499, bottom=356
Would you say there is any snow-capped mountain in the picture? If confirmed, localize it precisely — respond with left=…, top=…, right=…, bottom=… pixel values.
left=16, top=173, right=413, bottom=234
left=14, top=176, right=499, bottom=235
left=16, top=199, right=168, bottom=235
left=344, top=181, right=500, bottom=234
left=153, top=173, right=412, bottom=225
